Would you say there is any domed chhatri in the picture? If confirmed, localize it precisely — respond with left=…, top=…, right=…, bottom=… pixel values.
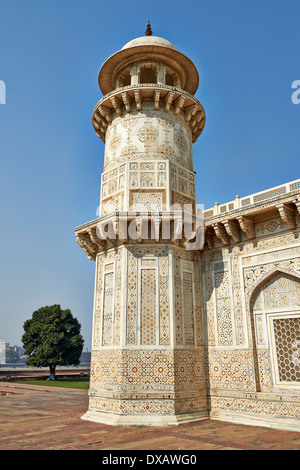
left=97, top=28, right=201, bottom=97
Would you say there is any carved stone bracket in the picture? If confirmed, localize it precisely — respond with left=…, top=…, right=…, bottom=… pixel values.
left=213, top=223, right=230, bottom=246
left=154, top=90, right=161, bottom=111
left=164, top=91, right=175, bottom=112
left=110, top=96, right=123, bottom=116
left=134, top=89, right=142, bottom=110
left=76, top=236, right=98, bottom=261
left=277, top=203, right=296, bottom=230
left=76, top=213, right=201, bottom=259
left=92, top=84, right=205, bottom=143
left=173, top=96, right=185, bottom=116
left=293, top=200, right=300, bottom=225
left=87, top=228, right=105, bottom=249
left=237, top=216, right=255, bottom=240
left=184, top=104, right=198, bottom=123
left=99, top=106, right=112, bottom=123
left=224, top=220, right=241, bottom=243
left=121, top=92, right=132, bottom=113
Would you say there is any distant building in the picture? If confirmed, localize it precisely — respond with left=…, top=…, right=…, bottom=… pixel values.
left=0, top=341, right=6, bottom=364
left=80, top=348, right=91, bottom=364
left=4, top=343, right=24, bottom=364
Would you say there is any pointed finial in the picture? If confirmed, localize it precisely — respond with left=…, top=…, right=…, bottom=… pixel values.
left=145, top=21, right=153, bottom=36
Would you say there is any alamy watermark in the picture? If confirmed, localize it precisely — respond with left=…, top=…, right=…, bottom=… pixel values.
left=0, top=80, right=6, bottom=104
left=95, top=203, right=205, bottom=251
left=291, top=80, right=300, bottom=105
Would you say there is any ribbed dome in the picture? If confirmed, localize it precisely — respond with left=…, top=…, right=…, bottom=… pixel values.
left=122, top=36, right=177, bottom=51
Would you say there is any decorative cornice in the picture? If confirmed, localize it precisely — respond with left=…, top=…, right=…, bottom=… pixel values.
left=76, top=191, right=300, bottom=257
left=203, top=192, right=300, bottom=250
left=204, top=192, right=300, bottom=225
left=92, top=83, right=205, bottom=143
left=75, top=211, right=202, bottom=260
left=276, top=202, right=296, bottom=230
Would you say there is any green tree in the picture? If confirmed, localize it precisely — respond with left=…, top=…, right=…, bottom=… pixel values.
left=22, top=305, right=84, bottom=380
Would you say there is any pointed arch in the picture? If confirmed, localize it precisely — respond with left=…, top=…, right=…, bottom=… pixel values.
left=248, top=266, right=300, bottom=390
left=248, top=267, right=300, bottom=309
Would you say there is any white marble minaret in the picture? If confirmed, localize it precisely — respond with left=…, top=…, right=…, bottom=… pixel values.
left=76, top=23, right=208, bottom=425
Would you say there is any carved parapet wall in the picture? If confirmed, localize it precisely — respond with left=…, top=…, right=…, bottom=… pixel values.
left=203, top=183, right=300, bottom=250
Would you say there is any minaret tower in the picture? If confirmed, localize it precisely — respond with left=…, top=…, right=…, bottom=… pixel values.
left=76, top=24, right=208, bottom=425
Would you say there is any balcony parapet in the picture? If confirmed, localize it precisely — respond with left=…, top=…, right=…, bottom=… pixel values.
left=75, top=210, right=204, bottom=260
left=203, top=183, right=300, bottom=250
left=204, top=180, right=300, bottom=219
left=92, top=83, right=205, bottom=144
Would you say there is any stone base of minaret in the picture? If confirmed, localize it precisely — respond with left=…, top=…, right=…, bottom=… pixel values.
left=81, top=410, right=209, bottom=426
left=79, top=244, right=208, bottom=426
left=81, top=348, right=209, bottom=426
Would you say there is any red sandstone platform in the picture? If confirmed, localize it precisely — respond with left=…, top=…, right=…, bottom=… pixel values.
left=1, top=383, right=300, bottom=450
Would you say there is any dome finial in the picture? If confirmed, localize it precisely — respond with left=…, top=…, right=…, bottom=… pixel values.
left=145, top=21, right=153, bottom=36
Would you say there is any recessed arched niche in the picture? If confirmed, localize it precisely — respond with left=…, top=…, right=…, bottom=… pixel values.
left=165, top=67, right=180, bottom=87
left=250, top=269, right=300, bottom=390
left=118, top=69, right=131, bottom=87
left=139, top=64, right=158, bottom=84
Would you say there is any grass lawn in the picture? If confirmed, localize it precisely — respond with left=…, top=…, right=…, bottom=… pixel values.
left=15, top=377, right=90, bottom=390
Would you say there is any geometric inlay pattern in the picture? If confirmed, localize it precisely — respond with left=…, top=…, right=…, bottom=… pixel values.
left=273, top=317, right=300, bottom=383
left=126, top=247, right=170, bottom=347
left=109, top=132, right=121, bottom=150
left=215, top=271, right=234, bottom=345
left=175, top=131, right=187, bottom=151
left=140, top=269, right=156, bottom=345
left=132, top=192, right=163, bottom=211
left=159, top=254, right=170, bottom=345
left=182, top=271, right=195, bottom=345
left=102, top=271, right=114, bottom=346
left=208, top=349, right=256, bottom=391
left=263, top=273, right=300, bottom=310
left=93, top=248, right=122, bottom=348
left=88, top=347, right=208, bottom=416
left=138, top=126, right=158, bottom=143
left=127, top=249, right=138, bottom=345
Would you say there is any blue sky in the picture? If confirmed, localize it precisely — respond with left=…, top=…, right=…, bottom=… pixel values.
left=0, top=0, right=299, bottom=348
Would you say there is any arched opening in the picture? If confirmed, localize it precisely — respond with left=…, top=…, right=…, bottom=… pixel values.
left=118, top=70, right=131, bottom=87
left=165, top=68, right=179, bottom=87
left=139, top=65, right=157, bottom=84
left=250, top=269, right=300, bottom=389
left=165, top=73, right=174, bottom=86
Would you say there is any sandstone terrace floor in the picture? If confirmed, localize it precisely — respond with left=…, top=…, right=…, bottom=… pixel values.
left=1, top=382, right=300, bottom=451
